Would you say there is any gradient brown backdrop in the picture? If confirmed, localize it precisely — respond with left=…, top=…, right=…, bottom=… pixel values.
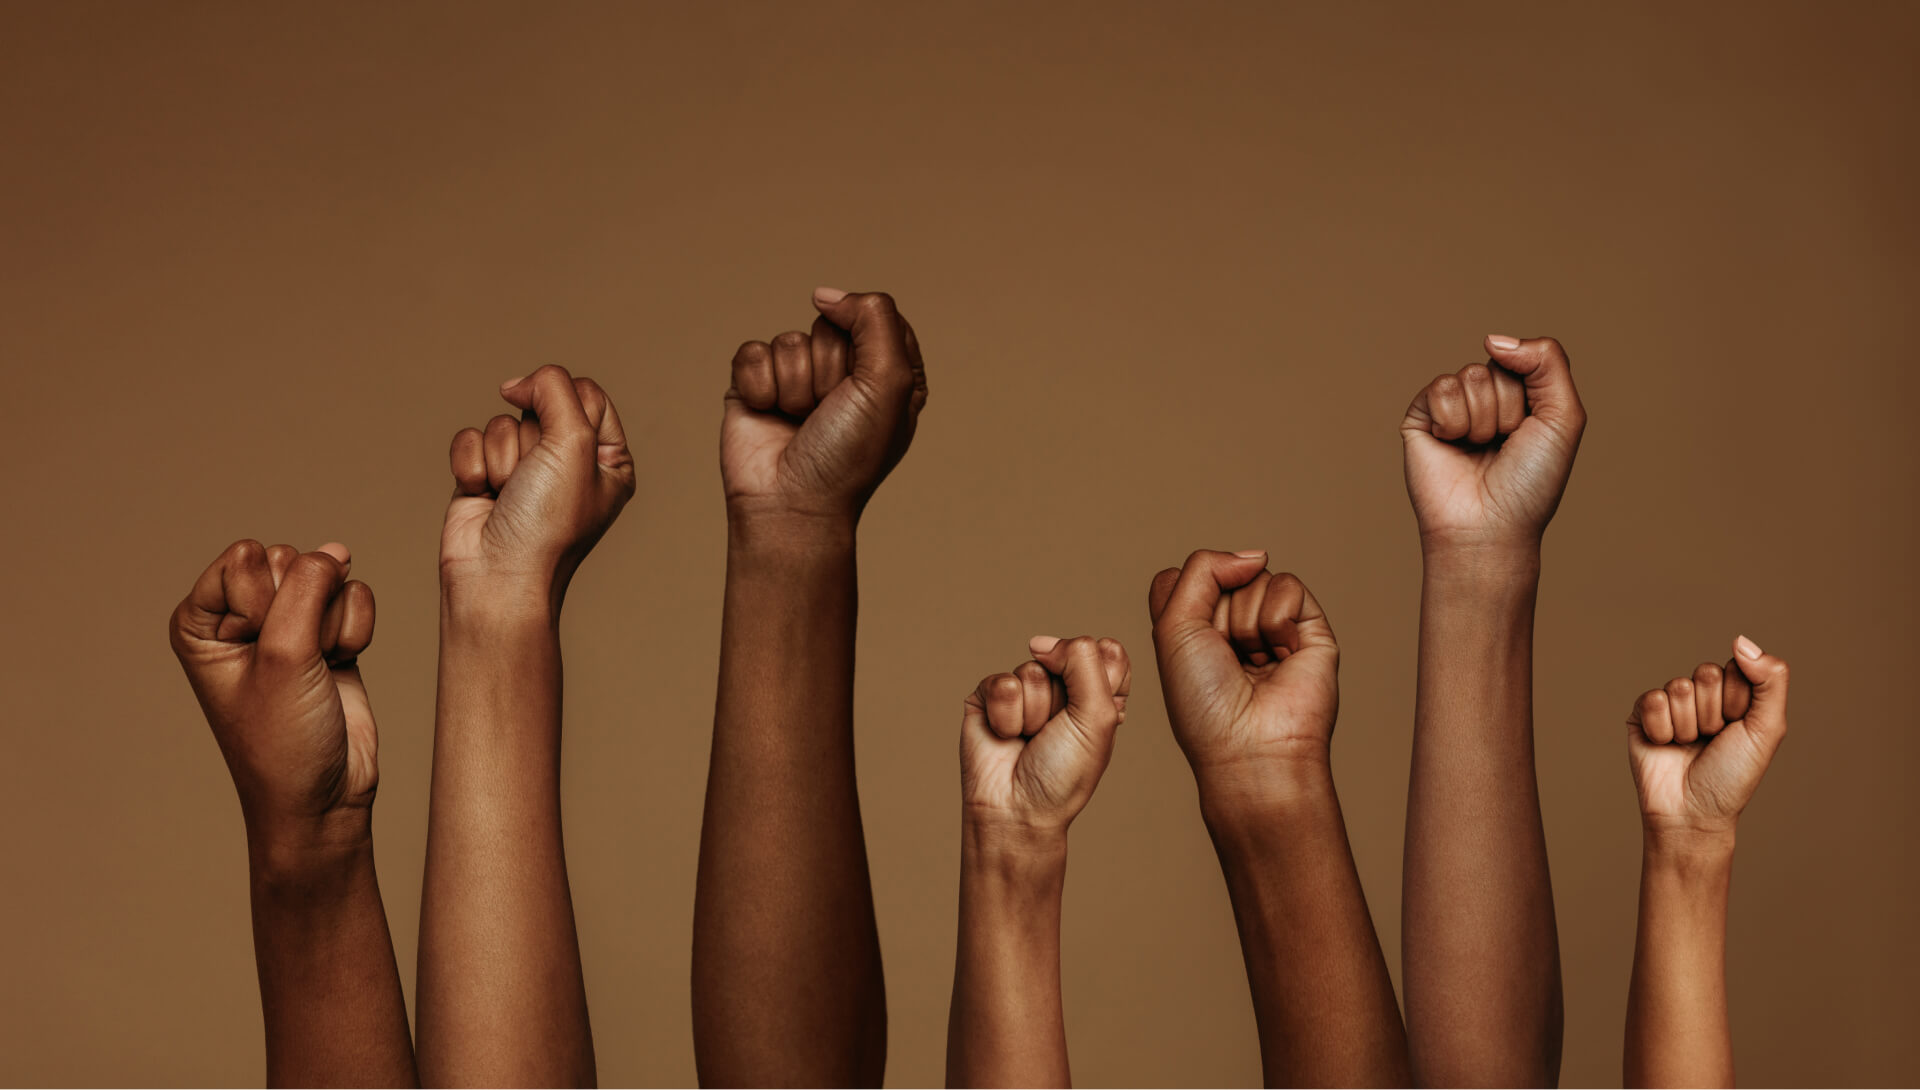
left=3, top=2, right=1915, bottom=1085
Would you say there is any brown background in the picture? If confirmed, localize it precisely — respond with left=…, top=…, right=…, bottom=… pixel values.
left=2, top=1, right=1915, bottom=1085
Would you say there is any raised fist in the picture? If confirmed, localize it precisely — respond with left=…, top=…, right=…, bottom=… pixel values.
left=722, top=288, right=929, bottom=524
left=169, top=540, right=380, bottom=834
left=1627, top=636, right=1790, bottom=837
left=444, top=365, right=635, bottom=597
left=960, top=636, right=1130, bottom=833
left=1148, top=551, right=1341, bottom=804
left=1400, top=335, right=1586, bottom=552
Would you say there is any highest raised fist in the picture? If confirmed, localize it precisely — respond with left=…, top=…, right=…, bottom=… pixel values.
left=443, top=365, right=635, bottom=599
left=1148, top=551, right=1341, bottom=806
left=1627, top=636, right=1791, bottom=838
left=722, top=288, right=929, bottom=525
left=960, top=636, right=1130, bottom=834
left=169, top=540, right=381, bottom=838
left=1400, top=335, right=1586, bottom=553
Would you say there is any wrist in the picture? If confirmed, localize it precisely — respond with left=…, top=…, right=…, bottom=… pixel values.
left=1191, top=748, right=1337, bottom=827
left=1421, top=538, right=1543, bottom=584
left=1642, top=822, right=1738, bottom=870
left=244, top=809, right=374, bottom=888
left=440, top=577, right=562, bottom=633
left=726, top=504, right=858, bottom=557
left=961, top=818, right=1070, bottom=880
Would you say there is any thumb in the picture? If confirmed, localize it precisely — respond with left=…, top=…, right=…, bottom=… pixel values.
left=1731, top=634, right=1790, bottom=745
left=1484, top=334, right=1584, bottom=431
left=811, top=287, right=914, bottom=393
left=500, top=364, right=592, bottom=444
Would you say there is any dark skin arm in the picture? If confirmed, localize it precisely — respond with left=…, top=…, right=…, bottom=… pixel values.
left=1399, top=336, right=1585, bottom=1085
left=1624, top=639, right=1791, bottom=1088
left=693, top=288, right=927, bottom=1086
left=171, top=539, right=416, bottom=1088
left=1150, top=553, right=1408, bottom=1087
left=416, top=367, right=634, bottom=1087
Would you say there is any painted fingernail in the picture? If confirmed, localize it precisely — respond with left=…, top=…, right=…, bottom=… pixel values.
left=1233, top=550, right=1266, bottom=559
left=1028, top=635, right=1062, bottom=654
left=813, top=286, right=849, bottom=306
left=1735, top=634, right=1763, bottom=660
left=501, top=376, right=526, bottom=391
left=1487, top=334, right=1521, bottom=350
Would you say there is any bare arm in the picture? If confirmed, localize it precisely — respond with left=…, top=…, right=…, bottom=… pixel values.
left=1626, top=835, right=1734, bottom=1088
left=947, top=831, right=1070, bottom=1088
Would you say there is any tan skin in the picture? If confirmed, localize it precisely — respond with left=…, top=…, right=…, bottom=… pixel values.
left=170, top=539, right=416, bottom=1088
left=947, top=635, right=1131, bottom=1089
left=416, top=366, right=634, bottom=1087
left=1624, top=637, right=1790, bottom=1089
left=692, top=288, right=927, bottom=1087
left=1148, top=552, right=1408, bottom=1087
left=1399, top=335, right=1585, bottom=1086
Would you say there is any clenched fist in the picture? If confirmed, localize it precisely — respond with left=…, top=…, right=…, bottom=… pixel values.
left=722, top=288, right=929, bottom=525
left=1149, top=550, right=1341, bottom=805
left=170, top=540, right=380, bottom=837
left=960, top=636, right=1130, bottom=833
left=1628, top=636, right=1790, bottom=838
left=444, top=365, right=635, bottom=600
left=1401, top=335, right=1586, bottom=553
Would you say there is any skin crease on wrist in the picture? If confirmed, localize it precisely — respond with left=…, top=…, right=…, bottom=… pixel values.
left=417, top=364, right=634, bottom=1088
left=693, top=288, right=928, bottom=1088
left=949, top=635, right=1129, bottom=1090
left=1149, top=552, right=1410, bottom=1088
left=1624, top=636, right=1790, bottom=1089
left=169, top=538, right=418, bottom=1088
left=1400, top=334, right=1584, bottom=1087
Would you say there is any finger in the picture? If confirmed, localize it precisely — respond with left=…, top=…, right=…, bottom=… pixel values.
left=450, top=427, right=489, bottom=496
left=1152, top=549, right=1271, bottom=637
left=811, top=288, right=914, bottom=397
left=1147, top=568, right=1181, bottom=625
left=770, top=330, right=816, bottom=417
left=258, top=550, right=349, bottom=666
left=570, top=377, right=633, bottom=474
left=1665, top=677, right=1699, bottom=744
left=1692, top=662, right=1725, bottom=737
left=1426, top=373, right=1469, bottom=440
left=500, top=363, right=592, bottom=443
left=1014, top=660, right=1054, bottom=737
left=975, top=673, right=1025, bottom=740
left=1094, top=637, right=1132, bottom=718
left=1720, top=659, right=1752, bottom=721
left=172, top=539, right=276, bottom=648
left=1030, top=636, right=1122, bottom=741
left=1492, top=365, right=1526, bottom=433
left=1484, top=335, right=1583, bottom=431
left=483, top=413, right=521, bottom=492
left=809, top=315, right=851, bottom=401
left=730, top=341, right=778, bottom=411
left=1459, top=362, right=1499, bottom=445
left=1227, top=571, right=1272, bottom=659
left=265, top=543, right=298, bottom=590
left=900, top=315, right=929, bottom=414
left=1636, top=689, right=1674, bottom=744
left=327, top=580, right=375, bottom=664
left=1731, top=635, right=1789, bottom=746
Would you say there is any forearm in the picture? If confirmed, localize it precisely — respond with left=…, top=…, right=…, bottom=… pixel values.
left=1202, top=765, right=1408, bottom=1088
left=1402, top=546, right=1562, bottom=1084
left=417, top=599, right=594, bottom=1086
left=1626, top=832, right=1735, bottom=1088
left=947, top=827, right=1069, bottom=1089
left=692, top=515, right=886, bottom=1085
left=247, top=823, right=416, bottom=1088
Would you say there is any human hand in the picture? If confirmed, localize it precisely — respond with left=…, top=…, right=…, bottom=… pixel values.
left=721, top=288, right=928, bottom=529
left=960, top=636, right=1130, bottom=837
left=443, top=365, right=634, bottom=604
left=1627, top=636, right=1790, bottom=839
left=170, top=540, right=379, bottom=846
left=1400, top=335, right=1586, bottom=555
left=1148, top=550, right=1340, bottom=808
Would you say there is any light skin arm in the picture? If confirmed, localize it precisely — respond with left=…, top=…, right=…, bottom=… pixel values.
left=693, top=289, right=927, bottom=1087
left=416, top=367, right=634, bottom=1087
left=947, top=636, right=1130, bottom=1088
left=1623, top=638, right=1790, bottom=1088
left=1399, top=336, right=1585, bottom=1085
left=171, top=539, right=417, bottom=1088
left=1150, top=553, right=1408, bottom=1087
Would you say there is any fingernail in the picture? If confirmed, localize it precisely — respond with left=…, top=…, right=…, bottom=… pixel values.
left=317, top=542, right=351, bottom=565
left=813, top=286, right=849, bottom=306
left=1487, top=334, right=1521, bottom=350
left=1028, top=635, right=1062, bottom=654
left=1233, top=549, right=1266, bottom=559
left=1735, top=634, right=1763, bottom=660
left=500, top=376, right=525, bottom=391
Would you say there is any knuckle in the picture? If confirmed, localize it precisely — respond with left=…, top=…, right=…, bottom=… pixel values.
left=1638, top=689, right=1665, bottom=714
left=530, top=362, right=573, bottom=384
left=1694, top=662, right=1722, bottom=683
left=226, top=538, right=266, bottom=564
left=772, top=330, right=809, bottom=350
left=856, top=291, right=898, bottom=316
left=288, top=553, right=337, bottom=583
left=485, top=414, right=517, bottom=435
left=733, top=340, right=770, bottom=364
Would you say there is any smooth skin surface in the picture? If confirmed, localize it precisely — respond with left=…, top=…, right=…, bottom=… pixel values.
left=417, top=366, right=634, bottom=1087
left=693, top=287, right=928, bottom=1087
left=1399, top=334, right=1585, bottom=1086
left=170, top=539, right=416, bottom=1088
left=947, top=635, right=1131, bottom=1089
left=1624, top=636, right=1791, bottom=1089
left=1149, top=551, right=1409, bottom=1087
